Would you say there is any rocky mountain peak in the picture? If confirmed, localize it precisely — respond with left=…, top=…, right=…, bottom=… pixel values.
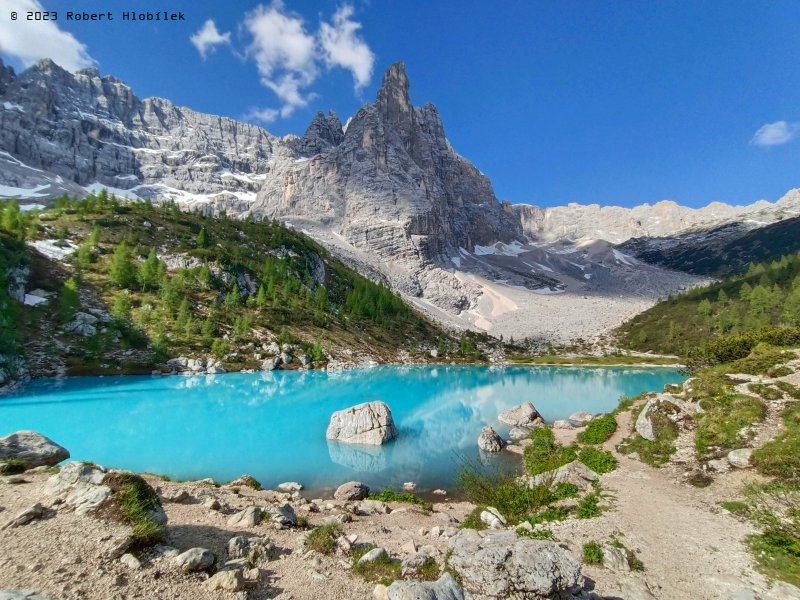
left=303, top=110, right=345, bottom=152
left=377, top=61, right=415, bottom=135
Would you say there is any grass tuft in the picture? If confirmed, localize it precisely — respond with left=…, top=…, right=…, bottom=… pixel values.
left=0, top=458, right=27, bottom=475
left=304, top=523, right=342, bottom=555
left=105, top=472, right=166, bottom=547
left=368, top=489, right=433, bottom=511
left=582, top=541, right=604, bottom=565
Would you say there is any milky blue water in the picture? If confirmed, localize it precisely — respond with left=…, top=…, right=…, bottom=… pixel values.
left=0, top=366, right=682, bottom=495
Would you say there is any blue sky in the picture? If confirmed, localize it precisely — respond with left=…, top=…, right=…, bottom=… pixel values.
left=1, top=1, right=799, bottom=208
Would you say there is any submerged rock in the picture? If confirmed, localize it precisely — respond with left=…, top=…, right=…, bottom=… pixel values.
left=326, top=401, right=398, bottom=445
left=498, top=401, right=544, bottom=428
left=0, top=431, right=70, bottom=469
left=477, top=426, right=504, bottom=452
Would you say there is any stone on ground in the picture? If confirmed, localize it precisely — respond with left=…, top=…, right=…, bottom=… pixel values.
left=0, top=431, right=69, bottom=468
left=334, top=481, right=370, bottom=501
left=385, top=573, right=467, bottom=600
left=447, top=529, right=581, bottom=599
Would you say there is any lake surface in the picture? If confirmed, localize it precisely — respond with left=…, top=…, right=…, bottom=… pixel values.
left=0, top=365, right=682, bottom=494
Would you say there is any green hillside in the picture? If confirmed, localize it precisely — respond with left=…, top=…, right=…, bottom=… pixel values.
left=0, top=193, right=476, bottom=378
left=617, top=251, right=800, bottom=355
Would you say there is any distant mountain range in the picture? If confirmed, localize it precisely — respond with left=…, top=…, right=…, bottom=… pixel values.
left=1, top=56, right=797, bottom=340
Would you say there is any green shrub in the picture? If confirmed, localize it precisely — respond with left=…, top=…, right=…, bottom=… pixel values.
left=552, top=482, right=579, bottom=499
left=719, top=500, right=751, bottom=518
left=576, top=492, right=602, bottom=519
left=523, top=428, right=577, bottom=475
left=582, top=541, right=604, bottom=565
left=457, top=457, right=554, bottom=522
left=305, top=523, right=343, bottom=555
left=577, top=413, right=617, bottom=444
left=368, top=489, right=432, bottom=511
left=528, top=506, right=571, bottom=525
left=419, top=556, right=440, bottom=581
left=618, top=434, right=677, bottom=467
left=0, top=458, right=27, bottom=475
left=578, top=447, right=618, bottom=474
left=767, top=366, right=794, bottom=378
left=748, top=528, right=800, bottom=587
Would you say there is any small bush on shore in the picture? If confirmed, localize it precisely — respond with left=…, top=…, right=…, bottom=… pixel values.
left=305, top=523, right=343, bottom=555
left=577, top=414, right=617, bottom=445
left=105, top=472, right=166, bottom=546
left=368, top=489, right=432, bottom=511
left=523, top=428, right=576, bottom=475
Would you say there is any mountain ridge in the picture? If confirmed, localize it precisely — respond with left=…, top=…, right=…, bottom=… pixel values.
left=0, top=56, right=796, bottom=342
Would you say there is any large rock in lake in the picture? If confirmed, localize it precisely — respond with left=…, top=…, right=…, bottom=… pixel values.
left=498, top=402, right=544, bottom=428
left=0, top=431, right=69, bottom=468
left=477, top=426, right=504, bottom=452
left=447, top=529, right=582, bottom=599
left=326, top=401, right=398, bottom=445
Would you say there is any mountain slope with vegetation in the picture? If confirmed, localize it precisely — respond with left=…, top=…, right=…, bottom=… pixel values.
left=617, top=251, right=800, bottom=355
left=0, top=193, right=484, bottom=380
left=619, top=215, right=800, bottom=277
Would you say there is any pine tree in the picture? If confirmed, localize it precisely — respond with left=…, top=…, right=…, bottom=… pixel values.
left=698, top=298, right=712, bottom=317
left=197, top=226, right=209, bottom=248
left=783, top=287, right=800, bottom=326
left=717, top=289, right=729, bottom=305
left=59, top=277, right=80, bottom=322
left=137, top=248, right=162, bottom=291
left=256, top=284, right=268, bottom=308
left=223, top=283, right=240, bottom=309
left=111, top=292, right=132, bottom=323
left=175, top=298, right=191, bottom=331
left=109, top=241, right=136, bottom=288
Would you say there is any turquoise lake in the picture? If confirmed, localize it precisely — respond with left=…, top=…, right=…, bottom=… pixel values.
left=0, top=366, right=682, bottom=495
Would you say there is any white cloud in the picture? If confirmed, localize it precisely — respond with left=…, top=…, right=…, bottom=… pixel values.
left=244, top=107, right=280, bottom=123
left=0, top=0, right=95, bottom=72
left=190, top=19, right=231, bottom=59
left=751, top=120, right=800, bottom=147
left=319, top=4, right=375, bottom=90
left=205, top=2, right=375, bottom=123
left=244, top=1, right=318, bottom=118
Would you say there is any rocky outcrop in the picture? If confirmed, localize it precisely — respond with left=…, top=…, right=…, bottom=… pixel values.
left=384, top=573, right=468, bottom=600
left=523, top=460, right=599, bottom=491
left=326, top=401, right=398, bottom=445
left=635, top=394, right=681, bottom=441
left=477, top=426, right=504, bottom=452
left=498, top=402, right=544, bottom=428
left=447, top=529, right=582, bottom=599
left=0, top=431, right=69, bottom=468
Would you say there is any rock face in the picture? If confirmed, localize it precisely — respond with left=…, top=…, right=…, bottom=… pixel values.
left=386, top=573, right=467, bottom=600
left=326, top=401, right=398, bottom=445
left=498, top=402, right=544, bottom=428
left=0, top=431, right=70, bottom=468
left=477, top=426, right=504, bottom=452
left=447, top=529, right=582, bottom=599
